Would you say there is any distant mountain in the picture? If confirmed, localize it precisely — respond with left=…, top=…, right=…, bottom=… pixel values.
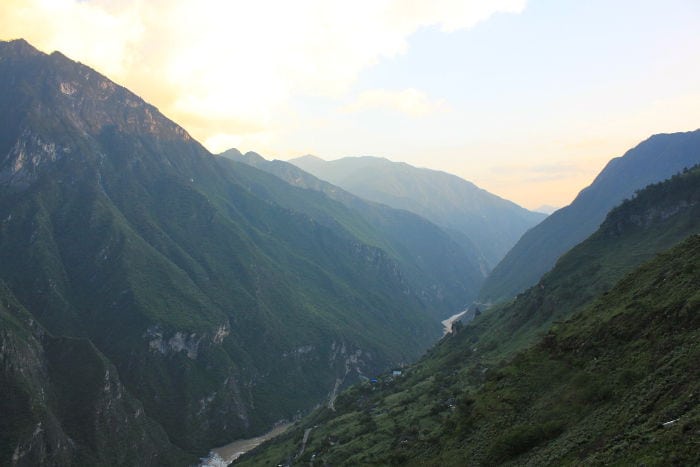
left=241, top=163, right=700, bottom=467
left=0, top=39, right=461, bottom=463
left=479, top=129, right=700, bottom=303
left=534, top=204, right=558, bottom=214
left=289, top=155, right=546, bottom=271
left=220, top=149, right=485, bottom=316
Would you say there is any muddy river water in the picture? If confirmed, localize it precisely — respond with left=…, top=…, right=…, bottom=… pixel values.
left=200, top=423, right=293, bottom=466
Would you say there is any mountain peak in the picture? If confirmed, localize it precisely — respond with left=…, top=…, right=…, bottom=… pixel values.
left=479, top=128, right=700, bottom=303
left=218, top=148, right=268, bottom=166
left=293, top=154, right=325, bottom=163
left=0, top=38, right=42, bottom=58
left=0, top=39, right=203, bottom=188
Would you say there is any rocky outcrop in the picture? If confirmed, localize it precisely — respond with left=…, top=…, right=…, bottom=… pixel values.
left=0, top=285, right=189, bottom=466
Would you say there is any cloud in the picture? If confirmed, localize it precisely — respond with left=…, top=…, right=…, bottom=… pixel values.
left=342, top=88, right=448, bottom=116
left=0, top=0, right=526, bottom=150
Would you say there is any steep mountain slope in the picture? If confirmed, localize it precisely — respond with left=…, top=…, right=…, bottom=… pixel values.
left=0, top=282, right=188, bottom=466
left=290, top=155, right=546, bottom=270
left=219, top=149, right=485, bottom=315
left=479, top=129, right=700, bottom=303
left=0, top=39, right=452, bottom=461
left=240, top=165, right=700, bottom=466
left=467, top=164, right=700, bottom=357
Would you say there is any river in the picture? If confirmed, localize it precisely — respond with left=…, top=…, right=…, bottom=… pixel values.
left=200, top=310, right=467, bottom=465
left=200, top=423, right=293, bottom=466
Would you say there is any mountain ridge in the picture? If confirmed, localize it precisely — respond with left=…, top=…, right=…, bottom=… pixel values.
left=479, top=128, right=700, bottom=303
left=220, top=149, right=487, bottom=312
left=289, top=154, right=546, bottom=270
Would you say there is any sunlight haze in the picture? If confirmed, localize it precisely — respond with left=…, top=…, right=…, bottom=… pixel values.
left=2, top=0, right=698, bottom=208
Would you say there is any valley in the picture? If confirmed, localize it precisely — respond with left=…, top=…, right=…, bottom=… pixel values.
left=1, top=5, right=699, bottom=464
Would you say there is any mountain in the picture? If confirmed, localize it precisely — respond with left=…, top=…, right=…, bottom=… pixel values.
left=219, top=149, right=486, bottom=316
left=0, top=281, right=188, bottom=465
left=289, top=155, right=546, bottom=271
left=479, top=129, right=700, bottom=303
left=534, top=204, right=558, bottom=215
left=239, top=164, right=700, bottom=465
left=0, top=39, right=466, bottom=463
left=463, top=163, right=700, bottom=357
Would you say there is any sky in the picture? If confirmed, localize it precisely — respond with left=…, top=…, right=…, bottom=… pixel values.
left=1, top=0, right=699, bottom=209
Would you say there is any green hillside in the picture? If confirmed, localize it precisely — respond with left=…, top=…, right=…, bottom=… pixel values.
left=219, top=150, right=485, bottom=317
left=0, top=282, right=190, bottom=465
left=465, top=164, right=700, bottom=358
left=240, top=166, right=700, bottom=465
left=479, top=130, right=700, bottom=303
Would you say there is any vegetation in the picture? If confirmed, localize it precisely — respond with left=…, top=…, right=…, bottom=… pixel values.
left=219, top=150, right=484, bottom=320
left=0, top=39, right=476, bottom=463
left=289, top=154, right=546, bottom=270
left=240, top=166, right=700, bottom=465
left=0, top=281, right=190, bottom=465
left=3, top=38, right=699, bottom=466
left=479, top=129, right=700, bottom=303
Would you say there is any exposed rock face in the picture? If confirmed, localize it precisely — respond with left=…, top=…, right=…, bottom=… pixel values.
left=145, top=325, right=203, bottom=359
left=144, top=322, right=231, bottom=359
left=0, top=131, right=65, bottom=187
left=0, top=283, right=188, bottom=466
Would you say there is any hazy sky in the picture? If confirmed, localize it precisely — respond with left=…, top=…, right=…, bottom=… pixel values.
left=2, top=0, right=699, bottom=209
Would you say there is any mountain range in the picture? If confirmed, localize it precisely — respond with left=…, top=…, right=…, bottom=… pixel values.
left=479, top=129, right=700, bottom=303
left=218, top=149, right=485, bottom=318
left=2, top=37, right=698, bottom=466
left=289, top=155, right=546, bottom=272
left=0, top=39, right=478, bottom=464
